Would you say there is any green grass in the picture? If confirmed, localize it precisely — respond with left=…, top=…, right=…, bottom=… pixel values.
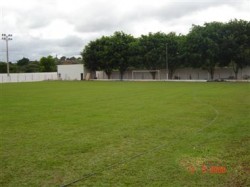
left=0, top=81, right=249, bottom=187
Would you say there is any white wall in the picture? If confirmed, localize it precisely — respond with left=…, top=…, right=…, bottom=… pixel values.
left=173, top=67, right=250, bottom=80
left=0, top=72, right=58, bottom=83
left=96, top=67, right=250, bottom=80
left=57, top=64, right=84, bottom=80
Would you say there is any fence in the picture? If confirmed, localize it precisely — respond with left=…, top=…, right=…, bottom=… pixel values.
left=0, top=72, right=58, bottom=83
left=1, top=67, right=249, bottom=83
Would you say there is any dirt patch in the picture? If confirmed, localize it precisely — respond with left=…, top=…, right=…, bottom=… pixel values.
left=226, top=162, right=250, bottom=187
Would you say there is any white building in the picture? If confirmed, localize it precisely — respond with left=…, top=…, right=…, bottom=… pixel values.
left=57, top=64, right=85, bottom=80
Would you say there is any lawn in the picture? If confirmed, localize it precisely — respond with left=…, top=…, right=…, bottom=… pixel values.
left=0, top=81, right=249, bottom=186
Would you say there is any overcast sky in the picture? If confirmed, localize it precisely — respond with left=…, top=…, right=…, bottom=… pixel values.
left=0, top=0, right=249, bottom=62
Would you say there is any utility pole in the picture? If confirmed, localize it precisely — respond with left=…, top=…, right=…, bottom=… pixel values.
left=166, top=43, right=168, bottom=80
left=2, top=34, right=12, bottom=76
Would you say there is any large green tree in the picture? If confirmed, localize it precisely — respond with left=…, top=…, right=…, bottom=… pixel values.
left=81, top=39, right=101, bottom=78
left=165, top=33, right=186, bottom=79
left=220, top=19, right=250, bottom=79
left=186, top=22, right=224, bottom=80
left=138, top=32, right=167, bottom=79
left=109, top=31, right=135, bottom=80
left=137, top=32, right=184, bottom=79
left=97, top=36, right=116, bottom=79
left=40, top=56, right=56, bottom=72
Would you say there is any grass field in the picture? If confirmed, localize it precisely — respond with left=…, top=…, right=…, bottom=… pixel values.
left=0, top=81, right=249, bottom=187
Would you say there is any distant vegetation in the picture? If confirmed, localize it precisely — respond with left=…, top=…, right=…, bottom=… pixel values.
left=81, top=19, right=250, bottom=80
left=0, top=56, right=82, bottom=73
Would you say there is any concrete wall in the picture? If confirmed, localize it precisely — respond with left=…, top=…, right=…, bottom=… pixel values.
left=2, top=66, right=248, bottom=83
left=96, top=67, right=250, bottom=80
left=173, top=67, right=250, bottom=80
left=57, top=64, right=85, bottom=80
left=0, top=72, right=58, bottom=83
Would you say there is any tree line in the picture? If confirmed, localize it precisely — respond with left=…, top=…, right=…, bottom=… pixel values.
left=0, top=56, right=82, bottom=73
left=81, top=19, right=250, bottom=80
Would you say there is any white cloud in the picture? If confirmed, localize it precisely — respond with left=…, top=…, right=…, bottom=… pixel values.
left=28, top=19, right=76, bottom=39
left=0, top=0, right=249, bottom=62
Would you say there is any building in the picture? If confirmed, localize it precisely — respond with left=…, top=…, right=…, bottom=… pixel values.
left=57, top=64, right=85, bottom=80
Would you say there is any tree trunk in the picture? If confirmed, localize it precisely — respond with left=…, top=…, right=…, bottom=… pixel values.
left=150, top=72, right=156, bottom=80
left=107, top=73, right=111, bottom=79
left=231, top=60, right=240, bottom=79
left=105, top=70, right=112, bottom=79
left=209, top=68, right=215, bottom=80
left=119, top=69, right=126, bottom=80
left=91, top=71, right=96, bottom=79
left=120, top=72, right=124, bottom=80
left=233, top=63, right=239, bottom=80
left=209, top=70, right=214, bottom=80
left=234, top=71, right=238, bottom=80
left=169, top=69, right=175, bottom=79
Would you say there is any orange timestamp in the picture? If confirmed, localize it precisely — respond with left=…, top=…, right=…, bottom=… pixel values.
left=188, top=164, right=227, bottom=174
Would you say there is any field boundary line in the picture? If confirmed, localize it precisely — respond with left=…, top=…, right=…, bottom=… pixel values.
left=192, top=92, right=219, bottom=133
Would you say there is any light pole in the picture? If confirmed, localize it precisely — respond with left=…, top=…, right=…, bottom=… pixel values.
left=2, top=34, right=12, bottom=76
left=166, top=43, right=168, bottom=80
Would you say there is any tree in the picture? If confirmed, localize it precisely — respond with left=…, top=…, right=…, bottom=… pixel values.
left=138, top=32, right=168, bottom=79
left=59, top=56, right=66, bottom=64
left=82, top=36, right=117, bottom=79
left=81, top=39, right=102, bottom=78
left=137, top=32, right=183, bottom=79
left=15, top=58, right=40, bottom=73
left=25, top=61, right=40, bottom=72
left=97, top=36, right=116, bottom=79
left=17, top=57, right=30, bottom=72
left=40, top=56, right=56, bottom=72
left=127, top=39, right=143, bottom=69
left=9, top=62, right=18, bottom=73
left=0, top=62, right=7, bottom=73
left=165, top=33, right=186, bottom=79
left=109, top=31, right=135, bottom=80
left=0, top=62, right=17, bottom=73
left=186, top=22, right=224, bottom=80
left=220, top=19, right=250, bottom=79
left=17, top=57, right=30, bottom=66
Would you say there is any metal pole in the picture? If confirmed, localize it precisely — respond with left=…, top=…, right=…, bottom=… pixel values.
left=2, top=34, right=12, bottom=77
left=6, top=38, right=9, bottom=76
left=166, top=43, right=168, bottom=80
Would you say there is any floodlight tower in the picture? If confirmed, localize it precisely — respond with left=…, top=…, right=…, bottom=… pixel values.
left=2, top=34, right=12, bottom=76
